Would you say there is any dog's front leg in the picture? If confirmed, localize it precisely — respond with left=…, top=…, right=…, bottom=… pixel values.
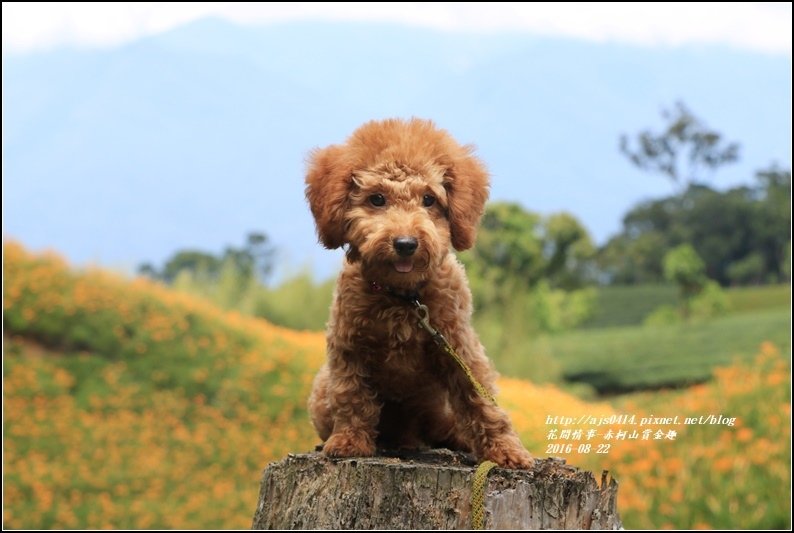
left=322, top=349, right=380, bottom=458
left=443, top=332, right=534, bottom=469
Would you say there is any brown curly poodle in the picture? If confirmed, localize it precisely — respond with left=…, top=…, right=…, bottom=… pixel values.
left=305, top=118, right=533, bottom=469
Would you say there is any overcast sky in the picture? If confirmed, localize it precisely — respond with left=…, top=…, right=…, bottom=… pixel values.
left=3, top=2, right=792, bottom=55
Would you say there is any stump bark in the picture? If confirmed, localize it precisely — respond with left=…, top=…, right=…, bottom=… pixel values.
left=251, top=449, right=622, bottom=530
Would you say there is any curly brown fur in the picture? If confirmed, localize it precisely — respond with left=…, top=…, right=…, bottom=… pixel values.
left=305, top=118, right=534, bottom=469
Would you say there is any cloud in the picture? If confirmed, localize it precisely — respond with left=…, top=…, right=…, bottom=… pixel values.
left=2, top=2, right=791, bottom=54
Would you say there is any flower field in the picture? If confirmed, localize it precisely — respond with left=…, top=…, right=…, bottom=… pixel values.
left=3, top=241, right=791, bottom=529
left=4, top=241, right=323, bottom=528
left=504, top=342, right=791, bottom=529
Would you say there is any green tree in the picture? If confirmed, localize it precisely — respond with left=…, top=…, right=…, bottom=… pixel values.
left=751, top=166, right=791, bottom=282
left=139, top=232, right=276, bottom=285
left=222, top=232, right=276, bottom=282
left=598, top=229, right=669, bottom=284
left=602, top=103, right=785, bottom=288
left=136, top=231, right=343, bottom=330
left=542, top=213, right=596, bottom=290
left=157, top=251, right=221, bottom=284
left=463, top=202, right=595, bottom=298
left=467, top=202, right=545, bottom=293
left=726, top=252, right=766, bottom=285
left=620, top=101, right=740, bottom=187
left=598, top=169, right=790, bottom=286
left=782, top=240, right=791, bottom=282
left=681, top=185, right=758, bottom=282
left=461, top=202, right=596, bottom=342
left=663, top=244, right=706, bottom=318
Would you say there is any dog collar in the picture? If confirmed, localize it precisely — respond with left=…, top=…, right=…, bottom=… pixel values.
left=369, top=280, right=426, bottom=305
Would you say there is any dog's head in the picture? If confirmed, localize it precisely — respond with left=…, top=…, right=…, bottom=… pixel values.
left=305, top=118, right=489, bottom=287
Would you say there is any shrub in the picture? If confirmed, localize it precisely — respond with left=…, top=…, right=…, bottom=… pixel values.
left=690, top=280, right=730, bottom=320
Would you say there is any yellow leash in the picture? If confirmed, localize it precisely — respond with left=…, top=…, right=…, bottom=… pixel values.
left=412, top=301, right=497, bottom=529
left=414, top=303, right=497, bottom=404
left=471, top=460, right=498, bottom=529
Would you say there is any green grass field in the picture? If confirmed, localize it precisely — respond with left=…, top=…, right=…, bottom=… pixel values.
left=579, top=284, right=678, bottom=328
left=557, top=309, right=790, bottom=392
left=724, top=283, right=791, bottom=312
left=487, top=283, right=791, bottom=393
left=579, top=283, right=790, bottom=329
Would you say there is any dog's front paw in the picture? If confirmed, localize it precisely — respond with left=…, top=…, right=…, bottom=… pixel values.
left=323, top=430, right=376, bottom=458
left=483, top=439, right=535, bottom=470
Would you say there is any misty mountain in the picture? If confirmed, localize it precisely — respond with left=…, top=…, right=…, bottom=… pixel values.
left=3, top=17, right=791, bottom=279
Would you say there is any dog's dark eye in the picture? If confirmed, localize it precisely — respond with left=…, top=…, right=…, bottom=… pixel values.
left=369, top=194, right=386, bottom=207
left=422, top=194, right=436, bottom=207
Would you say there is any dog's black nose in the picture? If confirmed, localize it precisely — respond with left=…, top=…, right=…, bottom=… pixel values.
left=393, top=237, right=418, bottom=257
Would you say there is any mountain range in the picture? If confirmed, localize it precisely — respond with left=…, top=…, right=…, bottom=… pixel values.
left=3, top=17, right=791, bottom=280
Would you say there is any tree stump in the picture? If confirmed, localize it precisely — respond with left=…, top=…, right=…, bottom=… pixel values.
left=251, top=449, right=622, bottom=530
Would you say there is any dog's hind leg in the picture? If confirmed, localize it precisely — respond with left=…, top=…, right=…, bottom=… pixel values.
left=308, top=364, right=334, bottom=441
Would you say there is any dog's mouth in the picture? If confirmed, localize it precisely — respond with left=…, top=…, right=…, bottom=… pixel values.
left=393, top=258, right=415, bottom=273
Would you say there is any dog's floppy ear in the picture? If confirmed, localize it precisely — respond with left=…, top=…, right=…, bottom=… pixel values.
left=443, top=148, right=490, bottom=251
left=305, top=145, right=352, bottom=249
